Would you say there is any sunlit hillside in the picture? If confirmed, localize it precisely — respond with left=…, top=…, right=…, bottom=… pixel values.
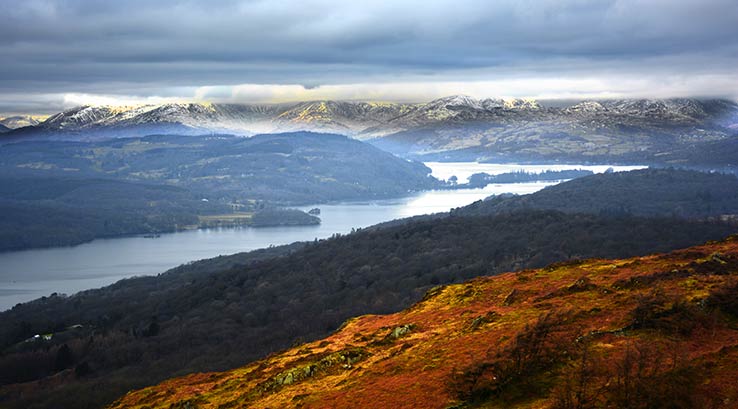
left=111, top=237, right=738, bottom=408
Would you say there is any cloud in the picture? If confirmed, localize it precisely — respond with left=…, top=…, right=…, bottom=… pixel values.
left=1, top=0, right=737, bottom=113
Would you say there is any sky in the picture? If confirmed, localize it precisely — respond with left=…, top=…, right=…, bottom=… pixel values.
left=1, top=0, right=737, bottom=115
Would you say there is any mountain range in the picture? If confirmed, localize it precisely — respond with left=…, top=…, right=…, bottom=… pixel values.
left=0, top=115, right=43, bottom=130
left=370, top=97, right=738, bottom=164
left=4, top=96, right=737, bottom=165
left=2, top=97, right=542, bottom=139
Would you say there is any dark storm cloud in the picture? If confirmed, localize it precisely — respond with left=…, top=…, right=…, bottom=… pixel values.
left=1, top=0, right=737, bottom=110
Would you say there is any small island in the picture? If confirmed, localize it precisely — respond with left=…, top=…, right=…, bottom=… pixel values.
left=444, top=169, right=594, bottom=189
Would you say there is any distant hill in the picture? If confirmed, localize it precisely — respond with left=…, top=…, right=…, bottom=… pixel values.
left=0, top=132, right=437, bottom=250
left=110, top=236, right=738, bottom=409
left=4, top=97, right=738, bottom=167
left=0, top=115, right=42, bottom=130
left=0, top=210, right=734, bottom=408
left=0, top=124, right=9, bottom=133
left=370, top=97, right=738, bottom=166
left=458, top=168, right=738, bottom=219
left=0, top=177, right=223, bottom=251
left=645, top=137, right=738, bottom=170
left=0, top=132, right=439, bottom=205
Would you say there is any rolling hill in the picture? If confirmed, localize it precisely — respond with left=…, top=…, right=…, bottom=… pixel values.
left=0, top=210, right=734, bottom=409
left=0, top=132, right=438, bottom=251
left=2, top=169, right=738, bottom=408
left=457, top=168, right=738, bottom=219
left=110, top=236, right=738, bottom=408
left=0, top=132, right=439, bottom=205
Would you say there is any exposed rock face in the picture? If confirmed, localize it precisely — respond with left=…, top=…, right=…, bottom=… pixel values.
left=388, top=324, right=414, bottom=340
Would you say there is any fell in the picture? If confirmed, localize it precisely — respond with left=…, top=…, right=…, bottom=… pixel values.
left=111, top=236, right=738, bottom=408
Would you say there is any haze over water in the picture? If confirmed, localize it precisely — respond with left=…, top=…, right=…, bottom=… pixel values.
left=0, top=163, right=643, bottom=310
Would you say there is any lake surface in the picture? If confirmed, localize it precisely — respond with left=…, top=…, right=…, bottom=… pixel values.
left=0, top=162, right=644, bottom=310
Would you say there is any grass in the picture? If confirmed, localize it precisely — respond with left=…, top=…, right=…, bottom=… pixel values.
left=109, top=236, right=738, bottom=409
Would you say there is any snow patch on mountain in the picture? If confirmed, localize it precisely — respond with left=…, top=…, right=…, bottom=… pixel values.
left=0, top=115, right=44, bottom=129
left=9, top=97, right=737, bottom=143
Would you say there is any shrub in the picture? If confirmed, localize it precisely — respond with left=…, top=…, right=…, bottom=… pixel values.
left=450, top=311, right=570, bottom=403
left=706, top=279, right=738, bottom=317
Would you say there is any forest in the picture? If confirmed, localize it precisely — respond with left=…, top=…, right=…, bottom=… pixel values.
left=2, top=169, right=738, bottom=408
left=0, top=132, right=437, bottom=250
left=0, top=132, right=439, bottom=204
left=444, top=169, right=595, bottom=189
left=107, top=237, right=738, bottom=408
left=0, top=176, right=316, bottom=251
left=0, top=209, right=735, bottom=408
left=459, top=168, right=738, bottom=218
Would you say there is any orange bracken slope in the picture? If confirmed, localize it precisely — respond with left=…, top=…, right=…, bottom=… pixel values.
left=110, top=236, right=738, bottom=408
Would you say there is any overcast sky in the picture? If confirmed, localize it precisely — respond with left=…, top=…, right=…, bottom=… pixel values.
left=1, top=0, right=737, bottom=114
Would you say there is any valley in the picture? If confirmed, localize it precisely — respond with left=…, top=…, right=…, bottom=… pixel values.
left=1, top=168, right=737, bottom=409
left=3, top=3, right=737, bottom=408
left=0, top=108, right=736, bottom=409
left=0, top=161, right=637, bottom=310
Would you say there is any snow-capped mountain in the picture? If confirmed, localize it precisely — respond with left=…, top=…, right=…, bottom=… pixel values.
left=32, top=103, right=280, bottom=138
left=8, top=95, right=548, bottom=139
left=385, top=95, right=538, bottom=123
left=0, top=115, right=44, bottom=129
left=371, top=97, right=738, bottom=163
left=272, top=100, right=413, bottom=135
left=42, top=106, right=121, bottom=130
left=560, top=98, right=738, bottom=124
left=564, top=100, right=608, bottom=113
left=5, top=97, right=737, bottom=164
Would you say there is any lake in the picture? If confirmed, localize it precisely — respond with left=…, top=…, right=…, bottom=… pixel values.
left=0, top=162, right=644, bottom=310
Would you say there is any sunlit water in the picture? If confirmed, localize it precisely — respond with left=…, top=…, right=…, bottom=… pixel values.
left=0, top=162, right=645, bottom=310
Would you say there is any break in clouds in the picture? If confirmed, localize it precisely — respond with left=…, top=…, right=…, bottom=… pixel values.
left=1, top=0, right=738, bottom=113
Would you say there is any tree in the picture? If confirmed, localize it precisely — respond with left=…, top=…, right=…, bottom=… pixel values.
left=54, top=344, right=74, bottom=372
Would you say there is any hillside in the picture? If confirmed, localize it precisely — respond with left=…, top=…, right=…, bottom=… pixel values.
left=370, top=97, right=738, bottom=166
left=0, top=176, right=324, bottom=252
left=0, top=211, right=735, bottom=408
left=0, top=98, right=534, bottom=140
left=0, top=132, right=438, bottom=204
left=0, top=177, right=225, bottom=251
left=458, top=168, right=738, bottom=219
left=0, top=132, right=438, bottom=250
left=109, top=236, right=738, bottom=408
left=4, top=97, right=738, bottom=167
